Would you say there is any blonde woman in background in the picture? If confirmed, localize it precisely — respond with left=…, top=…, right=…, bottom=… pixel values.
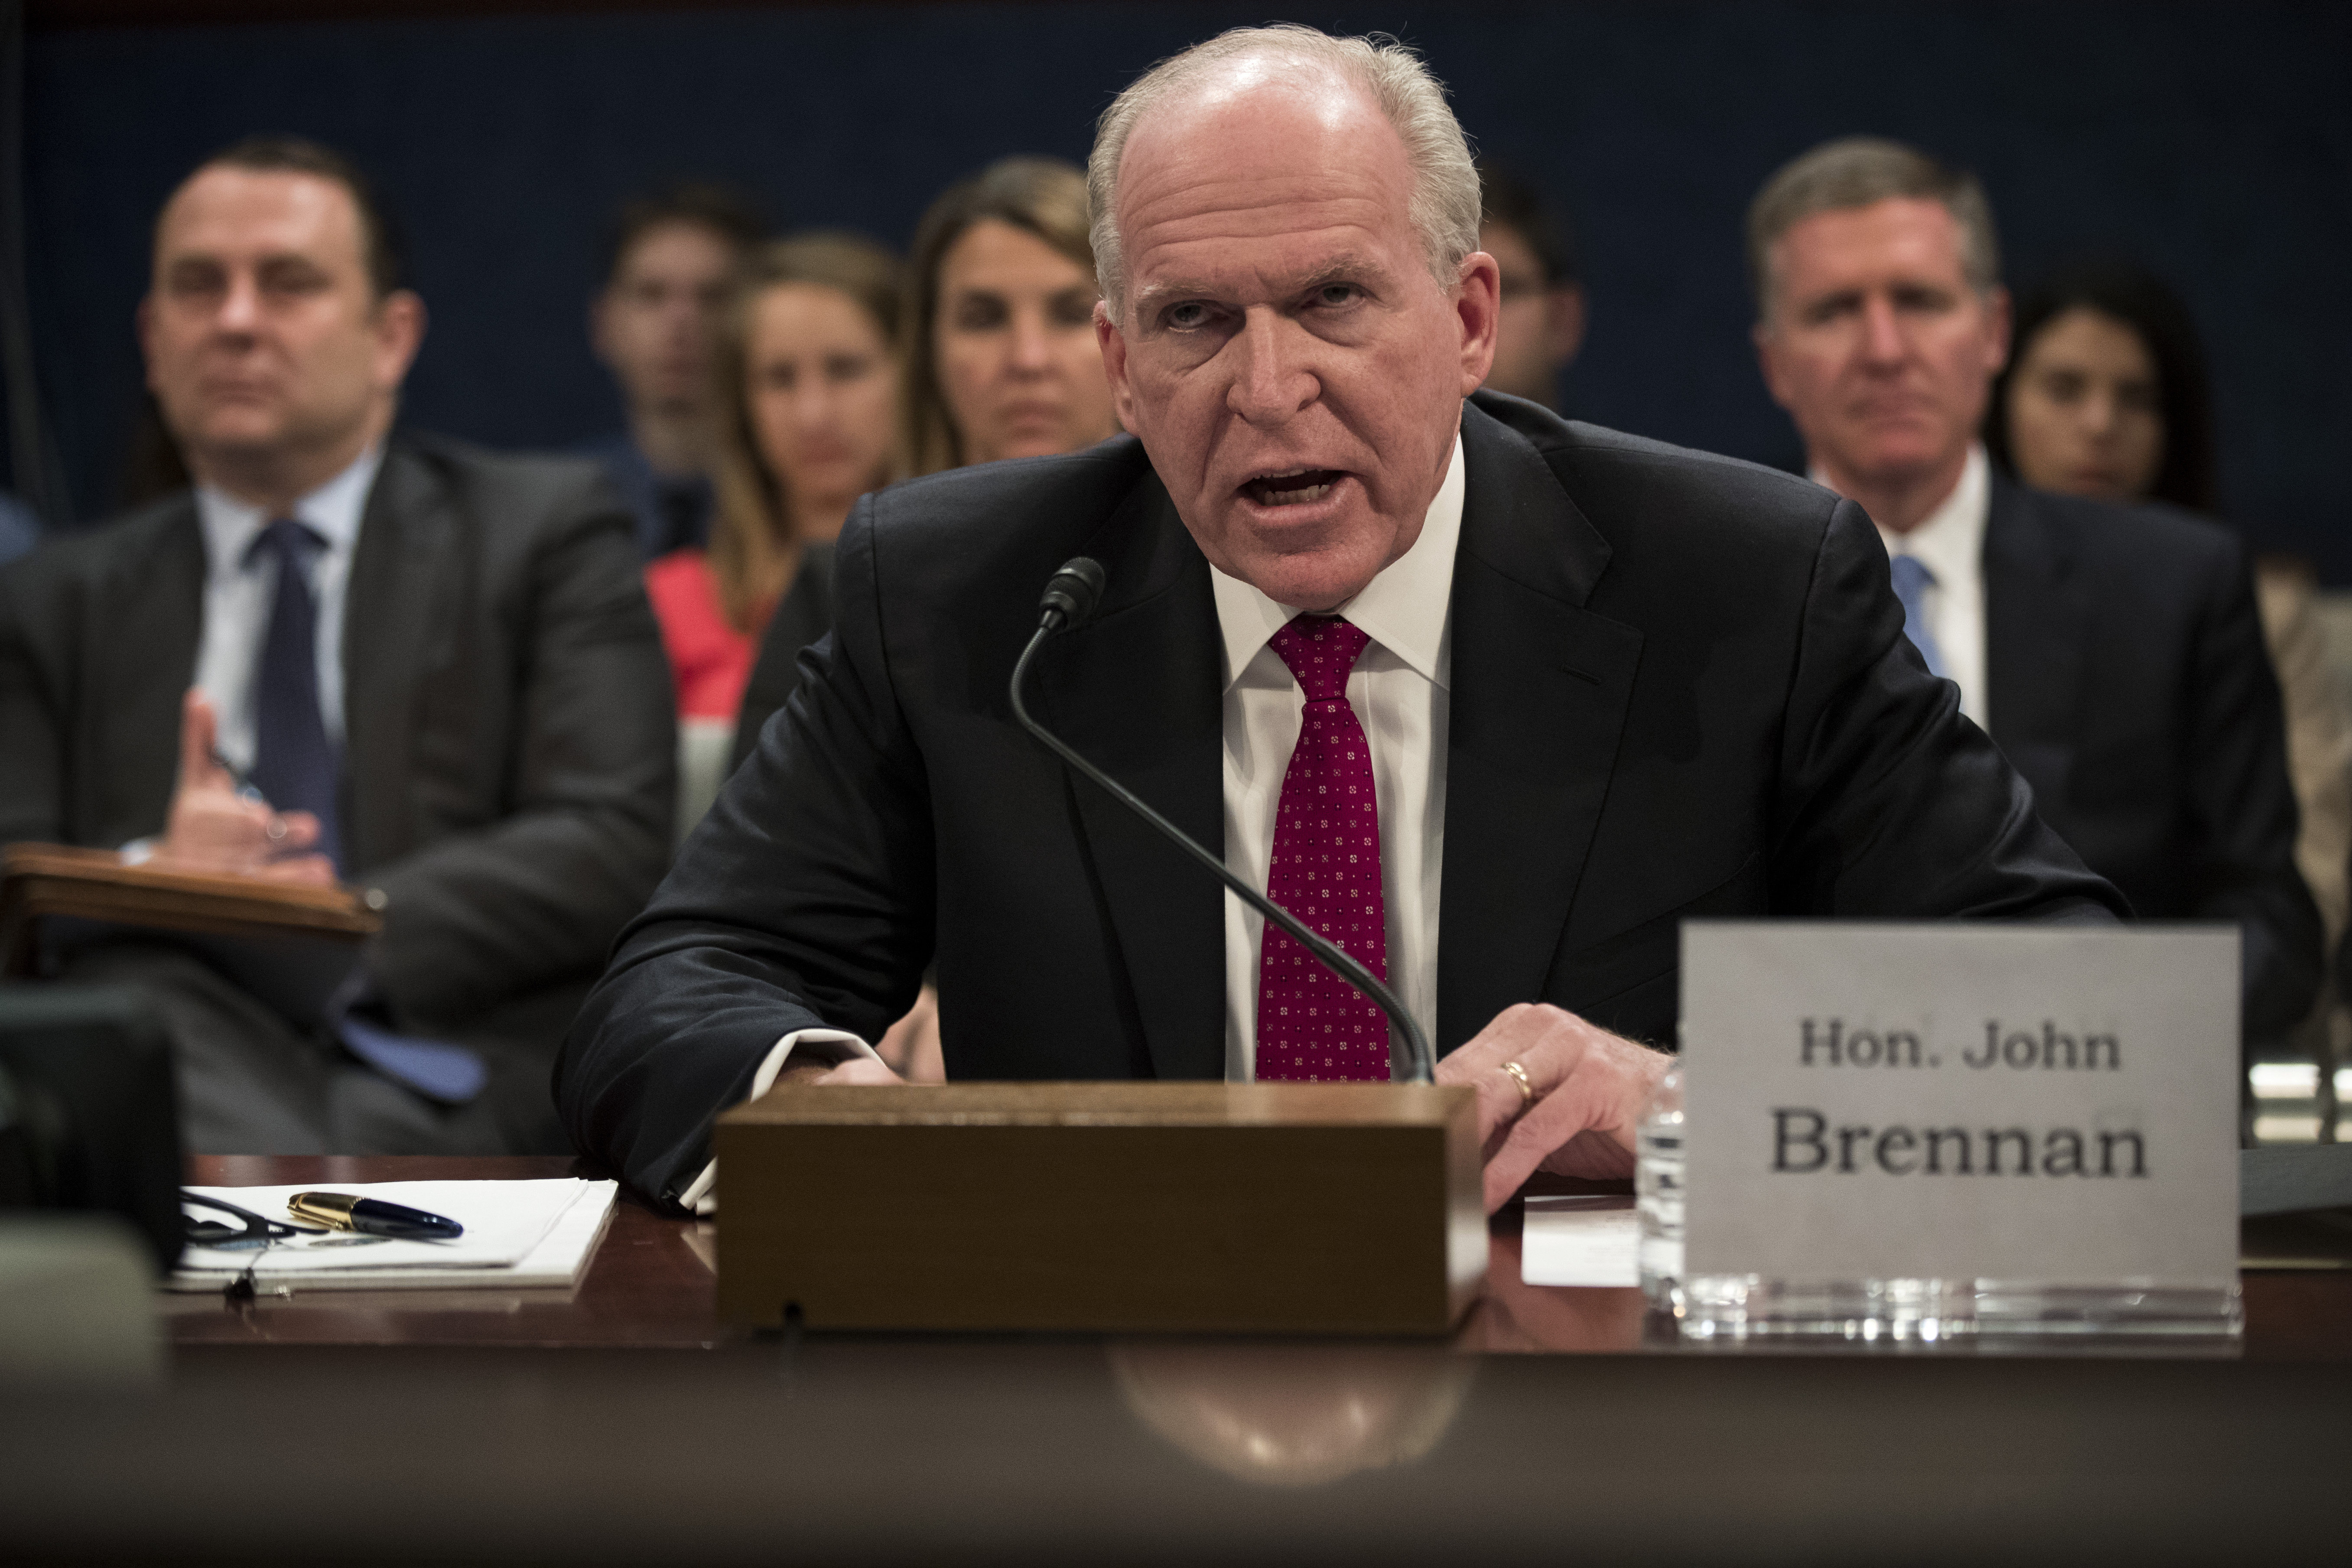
left=649, top=232, right=902, bottom=832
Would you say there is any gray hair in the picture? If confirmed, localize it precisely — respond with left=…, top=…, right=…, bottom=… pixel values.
left=1747, top=136, right=2002, bottom=322
left=1087, top=25, right=1482, bottom=317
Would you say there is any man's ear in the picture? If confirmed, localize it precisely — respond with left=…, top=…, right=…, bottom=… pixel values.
left=1095, top=300, right=1139, bottom=433
left=1454, top=250, right=1501, bottom=393
left=1982, top=284, right=2013, bottom=377
left=372, top=289, right=427, bottom=392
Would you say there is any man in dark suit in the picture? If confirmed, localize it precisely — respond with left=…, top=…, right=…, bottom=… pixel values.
left=0, top=136, right=673, bottom=1154
left=560, top=26, right=2121, bottom=1215
left=1475, top=159, right=1586, bottom=413
left=577, top=182, right=768, bottom=562
left=1749, top=137, right=2319, bottom=1047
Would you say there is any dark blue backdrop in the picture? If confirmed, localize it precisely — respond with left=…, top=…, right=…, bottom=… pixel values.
left=23, top=2, right=2352, bottom=570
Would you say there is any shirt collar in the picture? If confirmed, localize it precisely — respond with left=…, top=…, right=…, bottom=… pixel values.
left=1884, top=442, right=1988, bottom=586
left=195, top=442, right=386, bottom=576
left=1813, top=442, right=1989, bottom=585
left=1210, top=428, right=1464, bottom=693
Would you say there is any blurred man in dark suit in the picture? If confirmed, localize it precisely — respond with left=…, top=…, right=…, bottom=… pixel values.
left=560, top=27, right=2121, bottom=1216
left=1750, top=136, right=2319, bottom=1047
left=0, top=136, right=673, bottom=1154
left=579, top=183, right=766, bottom=561
left=1474, top=159, right=1585, bottom=412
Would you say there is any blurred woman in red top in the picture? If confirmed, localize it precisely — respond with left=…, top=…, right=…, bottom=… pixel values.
left=645, top=233, right=902, bottom=829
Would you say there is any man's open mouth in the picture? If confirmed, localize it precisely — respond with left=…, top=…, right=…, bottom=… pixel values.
left=1243, top=468, right=1346, bottom=507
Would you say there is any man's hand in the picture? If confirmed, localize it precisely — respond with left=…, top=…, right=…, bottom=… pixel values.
left=771, top=986, right=945, bottom=1090
left=146, top=689, right=335, bottom=884
left=774, top=1055, right=906, bottom=1088
left=876, top=984, right=944, bottom=1082
left=1435, top=1002, right=1672, bottom=1213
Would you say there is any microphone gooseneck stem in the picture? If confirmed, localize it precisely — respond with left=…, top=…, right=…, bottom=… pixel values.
left=1011, top=621, right=1437, bottom=1085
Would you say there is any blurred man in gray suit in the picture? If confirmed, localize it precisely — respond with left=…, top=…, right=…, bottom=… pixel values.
left=0, top=137, right=673, bottom=1154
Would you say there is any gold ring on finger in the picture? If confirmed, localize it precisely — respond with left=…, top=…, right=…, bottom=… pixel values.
left=1500, top=1059, right=1535, bottom=1110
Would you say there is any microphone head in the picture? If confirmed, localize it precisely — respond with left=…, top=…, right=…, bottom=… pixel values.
left=1038, top=556, right=1108, bottom=631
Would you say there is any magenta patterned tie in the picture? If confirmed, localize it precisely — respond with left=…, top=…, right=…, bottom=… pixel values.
left=1255, top=615, right=1391, bottom=1082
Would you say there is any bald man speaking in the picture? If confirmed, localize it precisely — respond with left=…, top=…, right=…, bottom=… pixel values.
left=559, top=26, right=2122, bottom=1215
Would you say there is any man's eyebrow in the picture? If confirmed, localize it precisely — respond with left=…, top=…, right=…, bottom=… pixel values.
left=1129, top=253, right=1388, bottom=314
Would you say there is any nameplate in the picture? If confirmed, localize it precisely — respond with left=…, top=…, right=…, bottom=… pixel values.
left=1680, top=923, right=2238, bottom=1286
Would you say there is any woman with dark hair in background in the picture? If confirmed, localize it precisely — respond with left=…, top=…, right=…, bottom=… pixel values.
left=651, top=232, right=902, bottom=833
left=1988, top=258, right=2216, bottom=511
left=1990, top=258, right=2352, bottom=978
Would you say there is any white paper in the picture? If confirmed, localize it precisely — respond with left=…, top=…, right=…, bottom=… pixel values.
left=1520, top=1194, right=1640, bottom=1287
left=1680, top=923, right=2239, bottom=1287
left=169, top=1179, right=616, bottom=1291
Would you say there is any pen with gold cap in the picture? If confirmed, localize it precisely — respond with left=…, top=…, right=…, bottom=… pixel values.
left=288, top=1191, right=464, bottom=1241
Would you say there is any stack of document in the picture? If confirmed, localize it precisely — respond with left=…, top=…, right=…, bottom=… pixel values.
left=169, top=1179, right=617, bottom=1292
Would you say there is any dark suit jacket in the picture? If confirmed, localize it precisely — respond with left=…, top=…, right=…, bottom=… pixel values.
left=1982, top=478, right=2320, bottom=1041
left=0, top=433, right=677, bottom=1086
left=560, top=394, right=2121, bottom=1206
left=728, top=540, right=836, bottom=774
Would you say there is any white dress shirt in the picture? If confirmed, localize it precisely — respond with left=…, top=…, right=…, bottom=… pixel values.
left=1210, top=432, right=1461, bottom=1078
left=1816, top=444, right=1991, bottom=729
left=192, top=445, right=384, bottom=773
left=681, top=430, right=1469, bottom=1213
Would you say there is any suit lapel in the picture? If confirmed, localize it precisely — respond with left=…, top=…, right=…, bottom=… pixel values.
left=1982, top=477, right=2085, bottom=806
left=1437, top=403, right=1643, bottom=1054
left=98, top=504, right=205, bottom=841
left=1033, top=472, right=1226, bottom=1080
left=340, top=440, right=459, bottom=875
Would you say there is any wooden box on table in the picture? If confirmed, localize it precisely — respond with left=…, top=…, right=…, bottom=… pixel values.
left=715, top=1080, right=1485, bottom=1335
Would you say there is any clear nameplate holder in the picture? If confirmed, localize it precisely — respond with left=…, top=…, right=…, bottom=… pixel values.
left=1670, top=1274, right=2242, bottom=1344
left=1659, top=925, right=2248, bottom=1350
left=1636, top=1061, right=2242, bottom=1347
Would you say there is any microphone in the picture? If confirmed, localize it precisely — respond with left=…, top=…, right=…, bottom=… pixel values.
left=1009, top=556, right=1436, bottom=1084
left=1035, top=556, right=1106, bottom=633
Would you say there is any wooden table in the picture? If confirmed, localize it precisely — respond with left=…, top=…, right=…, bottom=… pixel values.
left=166, top=1154, right=2352, bottom=1357
left=6, top=1154, right=2346, bottom=1563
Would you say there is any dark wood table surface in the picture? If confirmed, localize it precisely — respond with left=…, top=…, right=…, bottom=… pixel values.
left=168, top=1153, right=2352, bottom=1357
left=9, top=1154, right=2346, bottom=1563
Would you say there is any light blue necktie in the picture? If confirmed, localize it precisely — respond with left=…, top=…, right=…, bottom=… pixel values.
left=1887, top=553, right=1948, bottom=679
